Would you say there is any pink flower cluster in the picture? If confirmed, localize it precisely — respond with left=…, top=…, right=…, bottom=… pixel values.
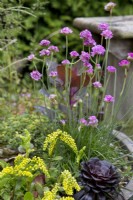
left=60, top=27, right=73, bottom=35
left=107, top=66, right=116, bottom=73
left=28, top=53, right=35, bottom=61
left=30, top=70, right=42, bottom=81
left=104, top=2, right=116, bottom=11
left=79, top=116, right=98, bottom=127
left=98, top=23, right=109, bottom=31
left=127, top=52, right=133, bottom=61
left=70, top=50, right=79, bottom=58
left=39, top=39, right=51, bottom=46
left=101, top=29, right=113, bottom=39
left=39, top=49, right=51, bottom=56
left=91, top=45, right=105, bottom=57
left=48, top=45, right=59, bottom=52
left=49, top=71, right=58, bottom=77
left=61, top=59, right=70, bottom=65
left=80, top=29, right=96, bottom=47
left=104, top=95, right=114, bottom=103
left=118, top=59, right=130, bottom=68
left=93, top=81, right=102, bottom=88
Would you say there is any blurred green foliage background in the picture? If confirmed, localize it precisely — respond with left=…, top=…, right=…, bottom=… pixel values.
left=0, top=0, right=133, bottom=67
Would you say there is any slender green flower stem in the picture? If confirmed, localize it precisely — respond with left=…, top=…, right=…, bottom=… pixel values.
left=98, top=74, right=110, bottom=114
left=66, top=35, right=68, bottom=59
left=120, top=68, right=128, bottom=96
left=111, top=70, right=117, bottom=119
left=103, top=39, right=110, bottom=84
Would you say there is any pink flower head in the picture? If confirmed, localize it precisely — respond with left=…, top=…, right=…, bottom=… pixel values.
left=96, top=64, right=101, bottom=70
left=79, top=118, right=88, bottom=126
left=49, top=71, right=58, bottom=77
left=48, top=45, right=59, bottom=52
left=60, top=119, right=66, bottom=125
left=91, top=45, right=105, bottom=57
left=39, top=39, right=51, bottom=46
left=118, top=59, right=130, bottom=68
left=127, top=52, right=133, bottom=61
left=98, top=23, right=109, bottom=31
left=86, top=68, right=94, bottom=75
left=107, top=66, right=116, bottom=73
left=49, top=94, right=56, bottom=99
left=104, top=95, right=114, bottom=103
left=61, top=59, right=70, bottom=65
left=70, top=50, right=79, bottom=58
left=83, top=62, right=92, bottom=68
left=39, top=49, right=51, bottom=56
left=28, top=53, right=35, bottom=61
left=83, top=37, right=96, bottom=47
left=80, top=51, right=90, bottom=63
left=80, top=29, right=92, bottom=39
left=60, top=27, right=73, bottom=35
left=30, top=70, right=42, bottom=81
left=101, top=29, right=113, bottom=39
left=93, top=81, right=102, bottom=88
left=104, top=2, right=116, bottom=11
left=88, top=116, right=98, bottom=127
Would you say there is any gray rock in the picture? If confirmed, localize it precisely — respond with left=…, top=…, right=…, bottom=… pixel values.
left=73, top=16, right=133, bottom=39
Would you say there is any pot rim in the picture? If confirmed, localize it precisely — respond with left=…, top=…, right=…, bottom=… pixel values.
left=112, top=130, right=133, bottom=200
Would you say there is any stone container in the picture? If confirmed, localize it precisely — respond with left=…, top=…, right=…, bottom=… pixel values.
left=73, top=16, right=133, bottom=120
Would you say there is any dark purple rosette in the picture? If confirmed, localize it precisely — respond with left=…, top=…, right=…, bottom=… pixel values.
left=74, top=158, right=121, bottom=200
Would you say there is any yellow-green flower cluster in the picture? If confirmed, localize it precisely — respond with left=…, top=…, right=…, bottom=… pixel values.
left=60, top=132, right=78, bottom=155
left=0, top=154, right=49, bottom=178
left=0, top=166, right=14, bottom=177
left=42, top=183, right=59, bottom=200
left=31, top=156, right=50, bottom=177
left=43, top=129, right=78, bottom=156
left=60, top=197, right=74, bottom=200
left=43, top=129, right=61, bottom=156
left=61, top=170, right=80, bottom=195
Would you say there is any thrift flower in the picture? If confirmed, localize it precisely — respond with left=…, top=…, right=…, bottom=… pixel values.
left=49, top=94, right=57, bottom=99
left=104, top=95, right=114, bottom=102
left=86, top=68, right=93, bottom=75
left=101, top=29, right=113, bottom=39
left=127, top=52, right=133, bottom=61
left=80, top=51, right=90, bottom=63
left=70, top=51, right=79, bottom=58
left=83, top=37, right=96, bottom=47
left=39, top=49, right=51, bottom=56
left=49, top=71, right=58, bottom=77
left=60, top=120, right=66, bottom=125
left=83, top=62, right=92, bottom=68
left=39, top=39, right=51, bottom=46
left=28, top=53, right=35, bottom=61
left=98, top=23, right=109, bottom=31
left=60, top=27, right=73, bottom=34
left=107, top=66, right=116, bottom=73
left=30, top=70, right=42, bottom=81
left=61, top=59, right=70, bottom=65
left=79, top=118, right=88, bottom=126
left=88, top=116, right=98, bottom=127
left=104, top=2, right=116, bottom=11
left=80, top=29, right=92, bottom=39
left=48, top=45, right=59, bottom=52
left=93, top=81, right=102, bottom=88
left=91, top=45, right=105, bottom=57
left=96, top=64, right=101, bottom=70
left=118, top=59, right=130, bottom=68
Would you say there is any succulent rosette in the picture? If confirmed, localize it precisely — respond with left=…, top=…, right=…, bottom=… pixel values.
left=74, top=158, right=121, bottom=200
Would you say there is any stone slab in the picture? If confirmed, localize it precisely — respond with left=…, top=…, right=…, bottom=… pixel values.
left=73, top=16, right=133, bottom=39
